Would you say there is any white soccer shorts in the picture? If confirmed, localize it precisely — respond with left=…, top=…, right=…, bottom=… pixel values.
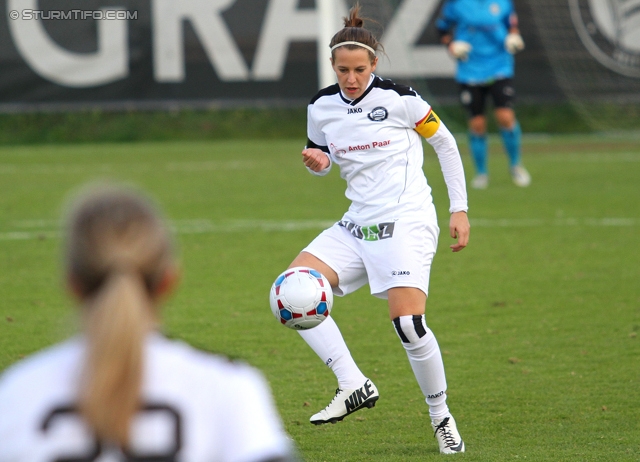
left=303, top=206, right=439, bottom=299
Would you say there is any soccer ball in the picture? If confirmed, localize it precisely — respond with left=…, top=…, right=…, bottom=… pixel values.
left=269, top=267, right=333, bottom=330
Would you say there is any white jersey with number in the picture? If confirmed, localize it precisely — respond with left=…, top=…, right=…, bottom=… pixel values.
left=0, top=334, right=294, bottom=462
left=306, top=74, right=467, bottom=225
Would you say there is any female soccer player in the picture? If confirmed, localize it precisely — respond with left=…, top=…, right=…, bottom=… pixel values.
left=436, top=0, right=531, bottom=189
left=278, top=3, right=469, bottom=455
left=0, top=184, right=296, bottom=462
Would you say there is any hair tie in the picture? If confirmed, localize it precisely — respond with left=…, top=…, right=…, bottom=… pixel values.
left=330, top=41, right=376, bottom=55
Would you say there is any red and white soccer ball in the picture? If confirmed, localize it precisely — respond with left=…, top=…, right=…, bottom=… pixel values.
left=269, top=267, right=333, bottom=330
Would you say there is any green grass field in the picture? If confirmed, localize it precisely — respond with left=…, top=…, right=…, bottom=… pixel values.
left=0, top=134, right=638, bottom=461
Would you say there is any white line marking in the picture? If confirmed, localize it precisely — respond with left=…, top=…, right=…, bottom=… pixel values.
left=0, top=161, right=262, bottom=174
left=0, top=152, right=638, bottom=175
left=540, top=152, right=640, bottom=162
left=172, top=219, right=336, bottom=234
left=469, top=218, right=639, bottom=227
left=0, top=218, right=637, bottom=241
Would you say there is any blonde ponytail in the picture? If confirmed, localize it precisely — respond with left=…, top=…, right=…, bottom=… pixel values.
left=79, top=271, right=152, bottom=447
left=64, top=185, right=174, bottom=449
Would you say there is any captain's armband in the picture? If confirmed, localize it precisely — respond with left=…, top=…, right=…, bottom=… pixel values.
left=414, top=109, right=441, bottom=139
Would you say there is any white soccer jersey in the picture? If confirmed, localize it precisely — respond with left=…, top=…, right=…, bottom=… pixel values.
left=306, top=74, right=467, bottom=224
left=0, top=334, right=295, bottom=462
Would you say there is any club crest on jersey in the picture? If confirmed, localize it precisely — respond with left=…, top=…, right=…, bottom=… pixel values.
left=347, top=107, right=363, bottom=114
left=367, top=106, right=388, bottom=122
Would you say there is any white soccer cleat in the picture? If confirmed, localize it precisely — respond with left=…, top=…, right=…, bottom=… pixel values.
left=471, top=174, right=489, bottom=189
left=432, top=415, right=465, bottom=454
left=510, top=165, right=531, bottom=187
left=310, top=379, right=379, bottom=425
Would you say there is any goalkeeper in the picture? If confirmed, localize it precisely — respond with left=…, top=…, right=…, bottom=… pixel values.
left=436, top=0, right=531, bottom=189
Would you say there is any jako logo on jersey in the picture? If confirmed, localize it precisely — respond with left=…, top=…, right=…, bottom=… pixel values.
left=392, top=270, right=410, bottom=276
left=344, top=380, right=376, bottom=413
left=367, top=106, right=388, bottom=121
left=347, top=107, right=363, bottom=114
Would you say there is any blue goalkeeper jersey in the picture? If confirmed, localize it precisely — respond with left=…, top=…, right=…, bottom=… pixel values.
left=436, top=0, right=517, bottom=85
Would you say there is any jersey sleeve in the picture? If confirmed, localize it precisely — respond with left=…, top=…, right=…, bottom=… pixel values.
left=435, top=0, right=456, bottom=34
left=305, top=104, right=332, bottom=177
left=424, top=121, right=468, bottom=213
left=403, top=94, right=467, bottom=213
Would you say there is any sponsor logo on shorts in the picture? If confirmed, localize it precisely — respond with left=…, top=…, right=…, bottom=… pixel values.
left=339, top=220, right=395, bottom=241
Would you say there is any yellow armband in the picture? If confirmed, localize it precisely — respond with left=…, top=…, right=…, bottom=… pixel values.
left=414, top=109, right=441, bottom=138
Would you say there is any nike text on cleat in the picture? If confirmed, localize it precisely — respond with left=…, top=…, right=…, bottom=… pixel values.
left=432, top=415, right=465, bottom=454
left=310, top=379, right=379, bottom=425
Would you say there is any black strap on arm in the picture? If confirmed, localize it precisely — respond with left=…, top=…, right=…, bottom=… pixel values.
left=306, top=138, right=329, bottom=153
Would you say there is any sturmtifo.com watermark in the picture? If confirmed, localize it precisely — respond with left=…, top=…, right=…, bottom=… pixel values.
left=9, top=9, right=138, bottom=20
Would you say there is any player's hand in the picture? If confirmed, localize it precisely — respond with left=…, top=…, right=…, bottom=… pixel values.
left=449, top=41, right=472, bottom=61
left=505, top=33, right=525, bottom=54
left=449, top=211, right=470, bottom=252
left=302, top=148, right=330, bottom=172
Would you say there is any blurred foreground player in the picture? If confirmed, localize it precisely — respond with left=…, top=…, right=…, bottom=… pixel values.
left=0, top=183, right=296, bottom=462
left=437, top=0, right=531, bottom=189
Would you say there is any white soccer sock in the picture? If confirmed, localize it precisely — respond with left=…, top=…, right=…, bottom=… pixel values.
left=393, top=315, right=450, bottom=421
left=298, top=315, right=368, bottom=389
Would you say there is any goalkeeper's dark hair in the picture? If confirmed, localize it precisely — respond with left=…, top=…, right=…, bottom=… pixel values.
left=64, top=183, right=176, bottom=449
left=329, top=2, right=383, bottom=63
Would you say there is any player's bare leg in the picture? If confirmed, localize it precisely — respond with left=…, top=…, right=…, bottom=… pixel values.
left=288, top=251, right=338, bottom=285
left=495, top=107, right=530, bottom=187
left=468, top=115, right=489, bottom=189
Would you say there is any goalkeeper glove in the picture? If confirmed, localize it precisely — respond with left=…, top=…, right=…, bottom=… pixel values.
left=505, top=33, right=525, bottom=54
left=449, top=41, right=472, bottom=61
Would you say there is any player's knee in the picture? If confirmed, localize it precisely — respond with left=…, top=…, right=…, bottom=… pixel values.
left=495, top=108, right=516, bottom=129
left=469, top=116, right=486, bottom=134
left=392, top=314, right=433, bottom=345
